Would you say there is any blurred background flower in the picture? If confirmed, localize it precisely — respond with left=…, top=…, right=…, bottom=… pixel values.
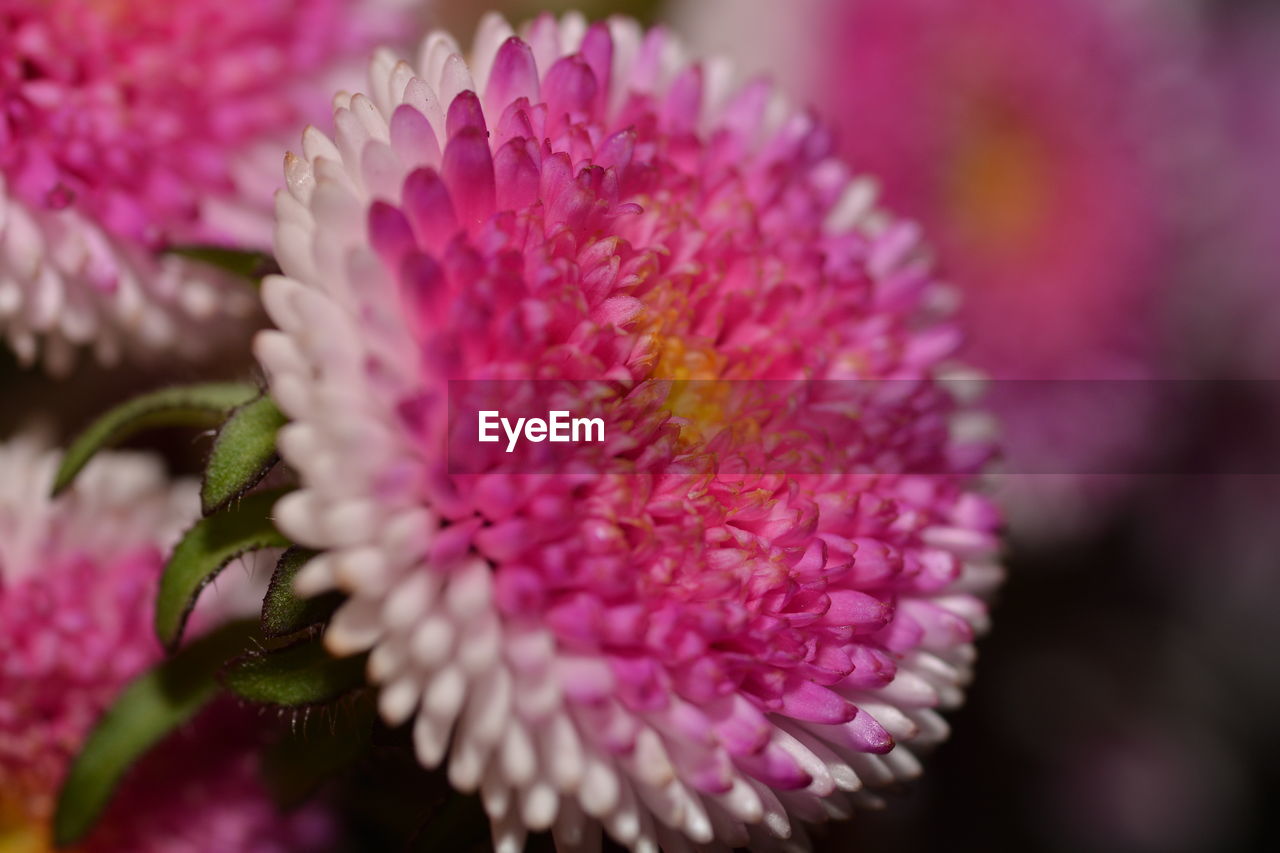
left=0, top=0, right=415, bottom=372
left=0, top=434, right=333, bottom=851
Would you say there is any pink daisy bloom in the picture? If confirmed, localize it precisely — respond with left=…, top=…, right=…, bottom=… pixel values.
left=0, top=434, right=332, bottom=850
left=258, top=12, right=1002, bottom=850
left=0, top=0, right=413, bottom=372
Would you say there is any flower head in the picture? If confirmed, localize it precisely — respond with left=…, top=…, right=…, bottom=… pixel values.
left=0, top=0, right=411, bottom=371
left=0, top=434, right=332, bottom=850
left=258, top=13, right=1002, bottom=850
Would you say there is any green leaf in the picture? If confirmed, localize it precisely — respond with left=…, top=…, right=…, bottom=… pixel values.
left=156, top=489, right=290, bottom=652
left=261, top=692, right=378, bottom=807
left=201, top=394, right=289, bottom=516
left=167, top=245, right=281, bottom=282
left=52, top=383, right=260, bottom=497
left=261, top=547, right=345, bottom=638
left=222, top=636, right=368, bottom=707
left=53, top=620, right=258, bottom=847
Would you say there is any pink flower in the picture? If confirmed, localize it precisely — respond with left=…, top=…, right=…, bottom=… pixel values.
left=821, top=0, right=1175, bottom=371
left=822, top=0, right=1208, bottom=535
left=258, top=12, right=1002, bottom=850
left=0, top=434, right=332, bottom=850
left=0, top=0, right=412, bottom=371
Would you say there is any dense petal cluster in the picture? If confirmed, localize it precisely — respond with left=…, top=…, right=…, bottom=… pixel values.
left=0, top=0, right=411, bottom=371
left=0, top=435, right=331, bottom=850
left=258, top=13, right=1002, bottom=851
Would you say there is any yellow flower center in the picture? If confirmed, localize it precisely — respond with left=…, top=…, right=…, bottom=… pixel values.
left=642, top=306, right=733, bottom=447
left=946, top=111, right=1050, bottom=249
left=0, top=796, right=54, bottom=853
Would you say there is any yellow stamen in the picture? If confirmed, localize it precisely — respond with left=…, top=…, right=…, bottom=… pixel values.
left=947, top=111, right=1049, bottom=248
left=0, top=797, right=55, bottom=853
left=641, top=305, right=734, bottom=446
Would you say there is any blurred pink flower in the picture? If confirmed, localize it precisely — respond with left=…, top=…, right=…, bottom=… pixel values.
left=824, top=0, right=1175, bottom=374
left=0, top=0, right=413, bottom=371
left=0, top=435, right=332, bottom=850
left=258, top=12, right=1002, bottom=849
left=820, top=0, right=1205, bottom=535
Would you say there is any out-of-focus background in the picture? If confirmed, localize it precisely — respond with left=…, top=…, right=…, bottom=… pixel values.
left=4, top=0, right=1277, bottom=850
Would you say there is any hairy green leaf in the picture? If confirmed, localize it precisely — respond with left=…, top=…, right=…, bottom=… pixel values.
left=53, top=620, right=258, bottom=846
left=222, top=637, right=368, bottom=707
left=261, top=547, right=345, bottom=638
left=167, top=245, right=280, bottom=282
left=156, top=489, right=290, bottom=652
left=201, top=394, right=288, bottom=515
left=52, top=383, right=259, bottom=497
